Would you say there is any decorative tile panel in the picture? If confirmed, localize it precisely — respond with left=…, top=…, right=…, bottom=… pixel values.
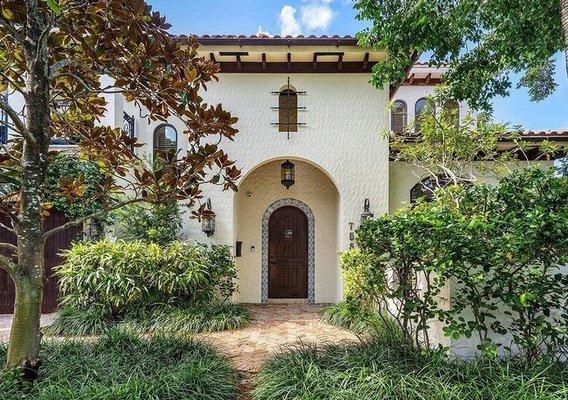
left=261, top=198, right=315, bottom=304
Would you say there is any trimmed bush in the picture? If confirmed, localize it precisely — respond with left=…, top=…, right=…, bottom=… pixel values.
left=56, top=240, right=237, bottom=316
left=48, top=240, right=249, bottom=335
left=253, top=338, right=568, bottom=400
left=0, top=329, right=239, bottom=400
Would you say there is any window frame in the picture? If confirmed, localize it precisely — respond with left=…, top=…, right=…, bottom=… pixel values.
left=153, top=123, right=178, bottom=161
left=391, top=99, right=408, bottom=134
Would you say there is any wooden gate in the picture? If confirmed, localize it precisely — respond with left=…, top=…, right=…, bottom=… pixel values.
left=0, top=211, right=82, bottom=313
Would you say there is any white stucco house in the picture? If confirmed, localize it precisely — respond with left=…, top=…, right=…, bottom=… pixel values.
left=3, top=35, right=566, bottom=308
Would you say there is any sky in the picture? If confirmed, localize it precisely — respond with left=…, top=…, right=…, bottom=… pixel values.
left=148, top=0, right=568, bottom=131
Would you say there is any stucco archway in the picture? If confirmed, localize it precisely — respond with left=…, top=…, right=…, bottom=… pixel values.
left=233, top=158, right=340, bottom=304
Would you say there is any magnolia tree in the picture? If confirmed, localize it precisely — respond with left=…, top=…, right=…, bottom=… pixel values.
left=0, top=0, right=240, bottom=372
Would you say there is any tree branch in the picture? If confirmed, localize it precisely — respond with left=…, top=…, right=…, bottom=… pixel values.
left=0, top=251, right=19, bottom=279
left=43, top=197, right=147, bottom=239
left=0, top=97, right=35, bottom=146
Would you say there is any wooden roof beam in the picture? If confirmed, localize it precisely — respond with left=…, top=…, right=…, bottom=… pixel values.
left=287, top=53, right=292, bottom=71
left=362, top=52, right=369, bottom=69
left=209, top=53, right=216, bottom=63
left=262, top=53, right=267, bottom=71
left=338, top=53, right=343, bottom=70
left=313, top=53, right=318, bottom=70
left=408, top=73, right=415, bottom=84
left=425, top=72, right=432, bottom=84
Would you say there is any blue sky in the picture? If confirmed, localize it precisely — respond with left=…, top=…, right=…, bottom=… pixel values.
left=148, top=0, right=568, bottom=131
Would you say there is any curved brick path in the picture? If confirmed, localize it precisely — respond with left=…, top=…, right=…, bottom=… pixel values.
left=197, top=304, right=360, bottom=398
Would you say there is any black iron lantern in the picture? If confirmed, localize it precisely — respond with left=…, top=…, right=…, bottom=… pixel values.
left=360, top=198, right=374, bottom=224
left=281, top=159, right=295, bottom=189
left=201, top=199, right=216, bottom=237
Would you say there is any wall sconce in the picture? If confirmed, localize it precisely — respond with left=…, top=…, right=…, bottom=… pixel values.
left=360, top=198, right=374, bottom=224
left=281, top=159, right=295, bottom=189
left=201, top=199, right=216, bottom=237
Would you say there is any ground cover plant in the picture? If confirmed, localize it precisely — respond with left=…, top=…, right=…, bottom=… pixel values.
left=253, top=336, right=568, bottom=400
left=45, top=240, right=251, bottom=336
left=0, top=328, right=239, bottom=400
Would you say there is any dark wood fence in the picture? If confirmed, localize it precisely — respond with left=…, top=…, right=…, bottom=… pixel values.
left=0, top=211, right=82, bottom=313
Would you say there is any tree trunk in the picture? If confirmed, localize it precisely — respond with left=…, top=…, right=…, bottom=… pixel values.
left=5, top=1, right=51, bottom=373
left=561, top=0, right=568, bottom=79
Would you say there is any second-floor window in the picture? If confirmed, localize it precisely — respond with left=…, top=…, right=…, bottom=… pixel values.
left=415, top=97, right=434, bottom=134
left=391, top=100, right=407, bottom=134
left=153, top=124, right=177, bottom=161
left=279, top=89, right=298, bottom=133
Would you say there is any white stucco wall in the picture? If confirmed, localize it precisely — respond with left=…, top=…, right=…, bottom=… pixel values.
left=122, top=72, right=390, bottom=302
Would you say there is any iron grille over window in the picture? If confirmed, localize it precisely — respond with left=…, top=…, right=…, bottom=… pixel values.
left=271, top=77, right=306, bottom=139
left=153, top=124, right=177, bottom=160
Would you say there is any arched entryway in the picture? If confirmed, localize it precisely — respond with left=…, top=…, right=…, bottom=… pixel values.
left=262, top=199, right=315, bottom=303
left=233, top=158, right=339, bottom=304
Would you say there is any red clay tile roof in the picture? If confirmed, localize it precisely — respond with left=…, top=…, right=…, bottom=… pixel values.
left=179, top=34, right=360, bottom=46
left=520, top=130, right=568, bottom=139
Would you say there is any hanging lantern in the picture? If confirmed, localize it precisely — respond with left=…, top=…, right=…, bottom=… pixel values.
left=281, top=159, right=295, bottom=189
left=360, top=198, right=374, bottom=224
left=201, top=199, right=216, bottom=237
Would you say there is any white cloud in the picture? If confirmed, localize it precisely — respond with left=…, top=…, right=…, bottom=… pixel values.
left=279, top=5, right=302, bottom=36
left=300, top=2, right=336, bottom=31
left=278, top=1, right=337, bottom=37
left=256, top=25, right=271, bottom=37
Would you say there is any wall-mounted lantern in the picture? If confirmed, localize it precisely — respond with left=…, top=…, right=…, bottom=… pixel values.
left=360, top=198, right=374, bottom=224
left=201, top=199, right=216, bottom=237
left=281, top=159, right=295, bottom=189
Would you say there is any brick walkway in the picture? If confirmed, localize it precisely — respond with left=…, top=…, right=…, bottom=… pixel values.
left=198, top=304, right=359, bottom=374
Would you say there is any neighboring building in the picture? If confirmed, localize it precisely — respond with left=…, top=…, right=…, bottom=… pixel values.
left=3, top=35, right=567, bottom=308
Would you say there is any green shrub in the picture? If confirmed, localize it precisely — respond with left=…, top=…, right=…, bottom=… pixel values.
left=349, top=167, right=568, bottom=359
left=253, top=338, right=568, bottom=400
left=56, top=240, right=237, bottom=316
left=321, top=302, right=384, bottom=334
left=112, top=201, right=182, bottom=243
left=45, top=303, right=252, bottom=336
left=50, top=240, right=246, bottom=335
left=1, top=329, right=238, bottom=400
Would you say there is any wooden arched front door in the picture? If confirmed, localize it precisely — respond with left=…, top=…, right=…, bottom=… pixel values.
left=268, top=206, right=308, bottom=298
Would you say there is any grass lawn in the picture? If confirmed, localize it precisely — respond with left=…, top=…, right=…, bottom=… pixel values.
left=253, top=337, right=568, bottom=400
left=0, top=328, right=239, bottom=400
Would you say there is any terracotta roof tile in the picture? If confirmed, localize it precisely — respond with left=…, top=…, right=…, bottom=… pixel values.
left=179, top=34, right=359, bottom=46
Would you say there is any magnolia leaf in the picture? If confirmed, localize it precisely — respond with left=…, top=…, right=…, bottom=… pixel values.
left=44, top=0, right=62, bottom=15
left=1, top=8, right=14, bottom=19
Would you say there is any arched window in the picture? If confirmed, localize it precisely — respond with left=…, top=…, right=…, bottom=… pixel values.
left=410, top=176, right=450, bottom=203
left=443, top=101, right=460, bottom=129
left=391, top=100, right=407, bottom=134
left=279, top=89, right=298, bottom=133
left=414, top=97, right=434, bottom=134
left=153, top=124, right=177, bottom=161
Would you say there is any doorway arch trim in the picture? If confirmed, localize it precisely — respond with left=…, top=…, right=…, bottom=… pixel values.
left=261, top=198, right=315, bottom=304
